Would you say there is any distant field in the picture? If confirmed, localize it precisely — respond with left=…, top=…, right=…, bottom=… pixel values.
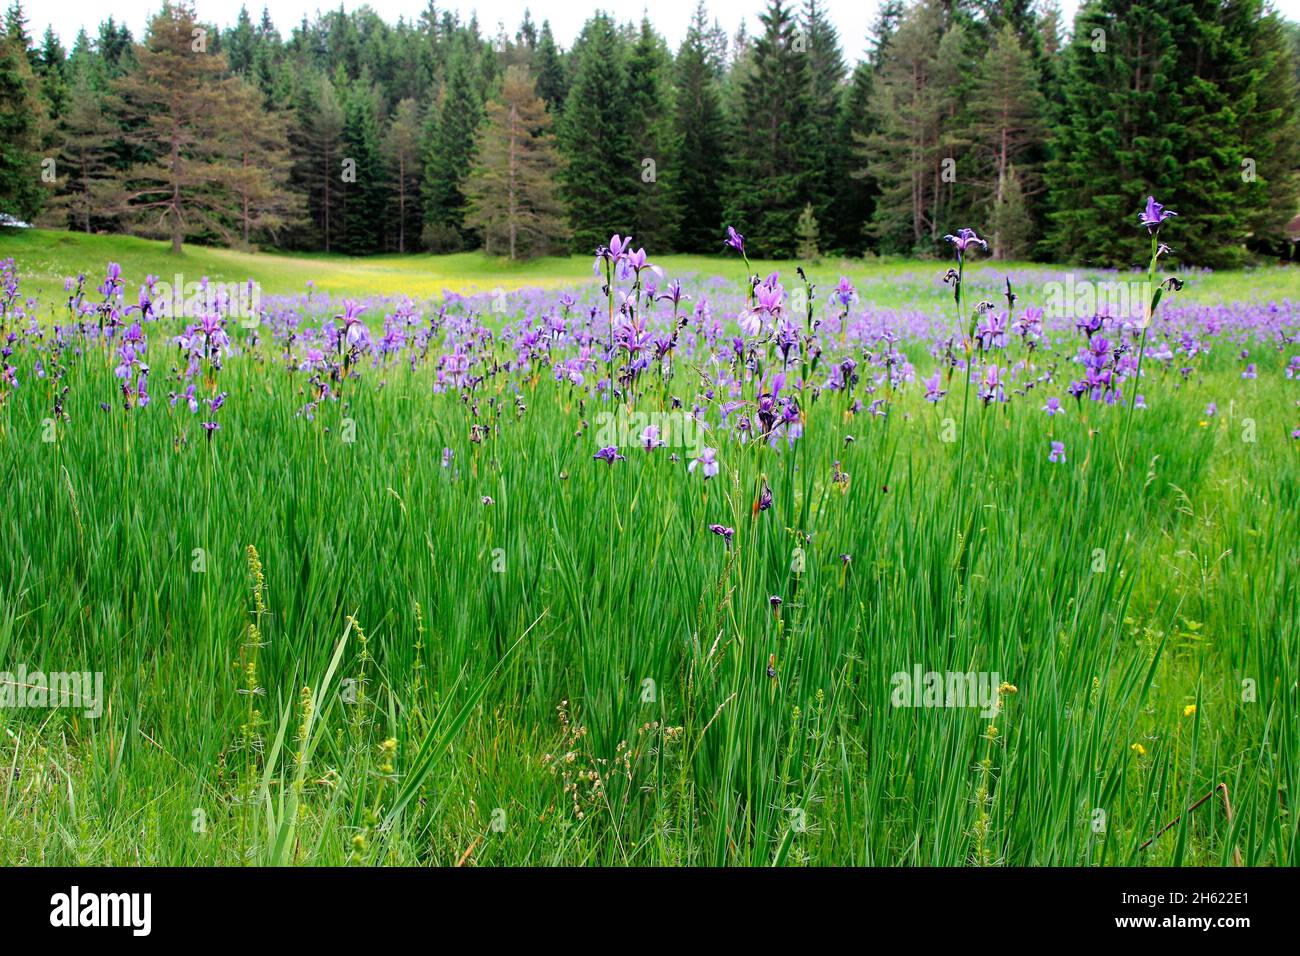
left=4, top=227, right=1298, bottom=308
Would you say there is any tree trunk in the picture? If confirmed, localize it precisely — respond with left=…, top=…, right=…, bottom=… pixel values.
left=171, top=122, right=182, bottom=255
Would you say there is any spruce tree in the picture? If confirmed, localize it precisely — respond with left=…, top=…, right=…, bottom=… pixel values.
left=0, top=25, right=44, bottom=221
left=625, top=18, right=677, bottom=251
left=532, top=21, right=566, bottom=111
left=802, top=0, right=846, bottom=250
left=464, top=65, right=568, bottom=259
left=421, top=46, right=482, bottom=251
left=967, top=23, right=1047, bottom=258
left=724, top=0, right=816, bottom=258
left=51, top=72, right=119, bottom=231
left=558, top=13, right=634, bottom=253
left=338, top=70, right=386, bottom=254
left=671, top=2, right=728, bottom=253
left=384, top=97, right=423, bottom=253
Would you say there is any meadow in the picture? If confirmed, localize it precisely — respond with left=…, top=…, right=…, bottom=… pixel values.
left=0, top=223, right=1297, bottom=866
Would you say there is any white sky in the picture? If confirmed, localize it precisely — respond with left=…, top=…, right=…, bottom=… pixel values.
left=22, top=1, right=1105, bottom=57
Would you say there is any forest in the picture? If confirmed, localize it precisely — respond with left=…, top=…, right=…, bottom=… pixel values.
left=0, top=0, right=1297, bottom=266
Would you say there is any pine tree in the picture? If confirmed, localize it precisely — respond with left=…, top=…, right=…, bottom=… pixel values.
left=625, top=18, right=677, bottom=250
left=338, top=70, right=386, bottom=254
left=51, top=72, right=119, bottom=231
left=859, top=0, right=961, bottom=253
left=227, top=78, right=301, bottom=248
left=724, top=0, right=816, bottom=258
left=0, top=24, right=44, bottom=221
left=301, top=73, right=346, bottom=252
left=108, top=2, right=253, bottom=253
left=532, top=21, right=566, bottom=111
left=421, top=45, right=482, bottom=251
left=384, top=97, right=422, bottom=253
left=558, top=13, right=634, bottom=253
left=967, top=23, right=1047, bottom=258
left=671, top=2, right=728, bottom=252
left=832, top=1, right=903, bottom=254
left=802, top=0, right=846, bottom=250
left=464, top=64, right=568, bottom=259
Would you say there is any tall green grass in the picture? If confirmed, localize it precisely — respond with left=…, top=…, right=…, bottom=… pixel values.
left=1, top=308, right=1295, bottom=865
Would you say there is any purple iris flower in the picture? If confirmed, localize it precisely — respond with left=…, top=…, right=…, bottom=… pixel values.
left=1139, top=196, right=1177, bottom=233
left=723, top=226, right=744, bottom=255
left=1042, top=396, right=1063, bottom=416
left=640, top=425, right=665, bottom=450
left=593, top=446, right=625, bottom=464
left=1048, top=441, right=1066, bottom=464
left=923, top=371, right=946, bottom=403
left=943, top=228, right=988, bottom=257
left=708, top=523, right=735, bottom=546
left=689, top=447, right=719, bottom=479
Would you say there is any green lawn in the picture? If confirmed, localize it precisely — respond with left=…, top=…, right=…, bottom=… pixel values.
left=4, top=226, right=1298, bottom=306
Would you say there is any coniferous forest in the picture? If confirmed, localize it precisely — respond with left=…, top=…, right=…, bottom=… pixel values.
left=1, top=0, right=1297, bottom=267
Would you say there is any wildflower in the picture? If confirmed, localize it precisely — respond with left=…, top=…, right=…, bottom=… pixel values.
left=755, top=478, right=773, bottom=513
left=1183, top=704, right=1197, bottom=717
left=1138, top=196, right=1177, bottom=233
left=593, top=445, right=625, bottom=464
left=923, top=370, right=946, bottom=403
left=481, top=495, right=495, bottom=505
left=1048, top=441, right=1066, bottom=464
left=943, top=228, right=987, bottom=258
left=640, top=424, right=665, bottom=450
left=723, top=226, right=745, bottom=255
left=769, top=595, right=782, bottom=611
left=442, top=447, right=454, bottom=468
left=1205, top=402, right=1217, bottom=418
left=833, top=276, right=855, bottom=307
left=689, top=447, right=719, bottom=479
left=1042, top=396, right=1064, bottom=417
left=708, top=524, right=735, bottom=547
left=1131, top=743, right=1147, bottom=756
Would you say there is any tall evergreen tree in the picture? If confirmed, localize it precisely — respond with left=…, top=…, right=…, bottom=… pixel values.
left=50, top=72, right=119, bottom=231
left=671, top=2, right=729, bottom=252
left=858, top=0, right=962, bottom=253
left=109, top=2, right=255, bottom=253
left=0, top=24, right=44, bottom=221
left=384, top=97, right=422, bottom=253
left=802, top=0, right=847, bottom=250
left=464, top=64, right=568, bottom=259
left=967, top=23, right=1047, bottom=258
left=338, top=69, right=386, bottom=254
left=532, top=20, right=566, bottom=111
left=421, top=45, right=482, bottom=251
left=724, top=0, right=816, bottom=257
left=558, top=13, right=634, bottom=252
left=625, top=18, right=677, bottom=250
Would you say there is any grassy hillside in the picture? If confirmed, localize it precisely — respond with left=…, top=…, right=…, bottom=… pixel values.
left=4, top=227, right=1298, bottom=306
